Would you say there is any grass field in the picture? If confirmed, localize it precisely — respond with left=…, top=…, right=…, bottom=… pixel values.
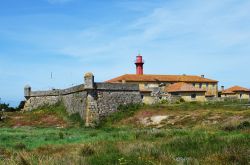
left=0, top=102, right=249, bottom=165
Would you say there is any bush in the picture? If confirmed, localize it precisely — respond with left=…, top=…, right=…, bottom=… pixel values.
left=58, top=132, right=64, bottom=139
left=0, top=103, right=16, bottom=112
left=222, top=121, right=250, bottom=131
left=180, top=98, right=185, bottom=103
left=160, top=99, right=168, bottom=104
left=237, top=121, right=250, bottom=129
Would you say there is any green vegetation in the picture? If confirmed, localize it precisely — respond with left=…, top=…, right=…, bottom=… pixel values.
left=0, top=103, right=16, bottom=112
left=100, top=104, right=141, bottom=127
left=0, top=101, right=25, bottom=112
left=0, top=102, right=84, bottom=128
left=0, top=101, right=249, bottom=164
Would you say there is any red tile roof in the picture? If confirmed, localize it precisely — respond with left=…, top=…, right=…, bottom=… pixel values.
left=165, top=82, right=206, bottom=93
left=106, top=74, right=218, bottom=83
left=222, top=86, right=250, bottom=94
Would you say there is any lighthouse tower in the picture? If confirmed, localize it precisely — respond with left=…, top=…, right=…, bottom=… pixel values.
left=135, top=54, right=144, bottom=75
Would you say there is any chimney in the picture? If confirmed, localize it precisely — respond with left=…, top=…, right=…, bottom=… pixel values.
left=221, top=86, right=225, bottom=91
left=135, top=54, right=144, bottom=75
left=201, top=75, right=204, bottom=78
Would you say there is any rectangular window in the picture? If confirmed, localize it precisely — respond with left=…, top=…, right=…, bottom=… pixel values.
left=172, top=93, right=179, bottom=96
left=206, top=83, right=209, bottom=88
left=193, top=83, right=195, bottom=87
left=199, top=83, right=202, bottom=88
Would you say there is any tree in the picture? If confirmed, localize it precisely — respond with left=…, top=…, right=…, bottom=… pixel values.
left=0, top=102, right=16, bottom=112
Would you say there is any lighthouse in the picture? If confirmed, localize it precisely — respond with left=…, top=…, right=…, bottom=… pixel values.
left=135, top=54, right=144, bottom=75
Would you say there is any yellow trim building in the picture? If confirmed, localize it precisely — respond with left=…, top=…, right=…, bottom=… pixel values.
left=221, top=86, right=250, bottom=100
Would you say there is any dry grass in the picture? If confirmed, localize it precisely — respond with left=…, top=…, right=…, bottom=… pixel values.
left=0, top=102, right=249, bottom=164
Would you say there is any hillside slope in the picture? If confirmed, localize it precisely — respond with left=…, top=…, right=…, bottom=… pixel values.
left=0, top=102, right=249, bottom=165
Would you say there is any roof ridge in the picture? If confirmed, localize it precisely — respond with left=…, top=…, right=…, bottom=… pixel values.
left=166, top=82, right=206, bottom=92
left=106, top=74, right=218, bottom=83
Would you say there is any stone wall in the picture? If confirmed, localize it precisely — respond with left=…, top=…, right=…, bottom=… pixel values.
left=96, top=90, right=141, bottom=118
left=23, top=73, right=141, bottom=126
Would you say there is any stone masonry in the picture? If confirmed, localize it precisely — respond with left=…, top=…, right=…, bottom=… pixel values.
left=23, top=73, right=141, bottom=126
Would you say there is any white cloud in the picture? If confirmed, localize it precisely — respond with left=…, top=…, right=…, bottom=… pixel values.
left=2, top=0, right=250, bottom=106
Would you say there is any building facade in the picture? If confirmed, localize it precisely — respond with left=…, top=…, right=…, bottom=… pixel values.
left=107, top=55, right=219, bottom=103
left=165, top=82, right=206, bottom=102
left=221, top=86, right=250, bottom=100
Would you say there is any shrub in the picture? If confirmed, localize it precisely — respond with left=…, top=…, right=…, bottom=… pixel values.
left=222, top=121, right=250, bottom=131
left=180, top=98, right=185, bottom=103
left=237, top=121, right=250, bottom=129
left=160, top=99, right=168, bottom=104
left=58, top=132, right=64, bottom=139
left=0, top=103, right=16, bottom=112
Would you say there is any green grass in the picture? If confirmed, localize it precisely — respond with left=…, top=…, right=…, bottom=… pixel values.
left=0, top=102, right=249, bottom=164
left=0, top=127, right=249, bottom=165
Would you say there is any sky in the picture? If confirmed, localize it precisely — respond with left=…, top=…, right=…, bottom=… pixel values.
left=0, top=0, right=250, bottom=106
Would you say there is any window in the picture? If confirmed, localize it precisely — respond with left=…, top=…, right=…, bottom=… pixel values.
left=199, top=83, right=202, bottom=88
left=240, top=94, right=242, bottom=98
left=206, top=83, right=209, bottom=88
left=191, top=94, right=196, bottom=99
left=172, top=93, right=179, bottom=96
left=193, top=83, right=195, bottom=87
left=141, top=95, right=144, bottom=99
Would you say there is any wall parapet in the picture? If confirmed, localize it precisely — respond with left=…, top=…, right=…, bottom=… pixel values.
left=25, top=82, right=139, bottom=98
left=95, top=83, right=139, bottom=91
left=23, top=72, right=142, bottom=127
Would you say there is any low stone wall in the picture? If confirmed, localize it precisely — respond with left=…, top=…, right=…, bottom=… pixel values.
left=23, top=73, right=141, bottom=126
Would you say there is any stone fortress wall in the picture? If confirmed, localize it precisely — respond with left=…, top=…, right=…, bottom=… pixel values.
left=23, top=73, right=142, bottom=126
